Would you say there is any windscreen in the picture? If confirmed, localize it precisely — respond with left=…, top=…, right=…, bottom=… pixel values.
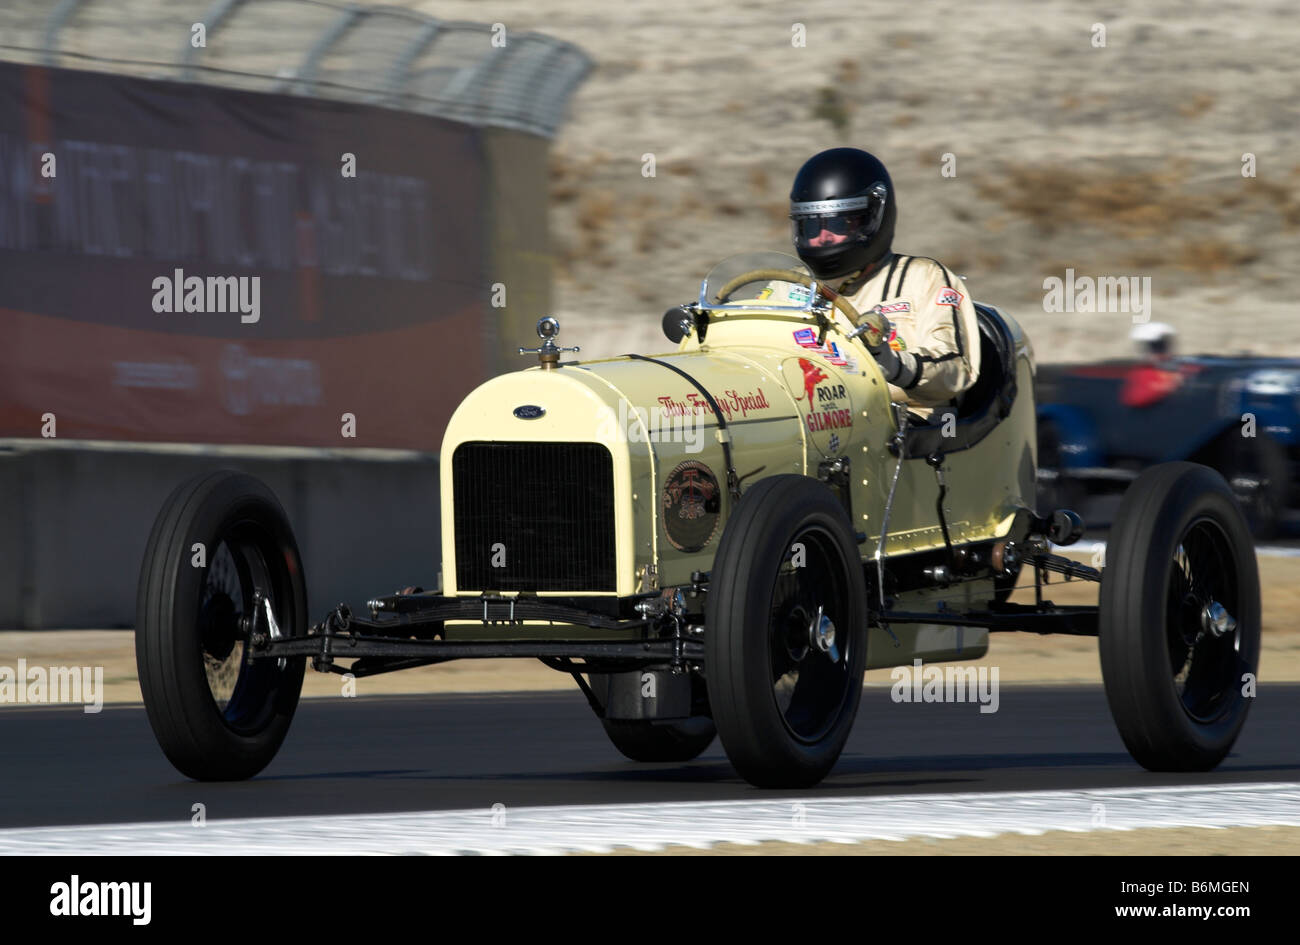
left=698, top=252, right=817, bottom=312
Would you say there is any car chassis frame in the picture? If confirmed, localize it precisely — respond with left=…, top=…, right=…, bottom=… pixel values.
left=245, top=540, right=1102, bottom=687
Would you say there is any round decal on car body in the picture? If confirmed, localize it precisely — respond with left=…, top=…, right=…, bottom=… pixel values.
left=662, top=460, right=721, bottom=552
left=513, top=405, right=545, bottom=419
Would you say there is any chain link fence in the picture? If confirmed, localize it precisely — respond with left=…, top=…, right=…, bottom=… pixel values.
left=0, top=0, right=590, bottom=138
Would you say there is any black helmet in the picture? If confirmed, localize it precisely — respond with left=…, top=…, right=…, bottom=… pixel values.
left=789, top=148, right=895, bottom=280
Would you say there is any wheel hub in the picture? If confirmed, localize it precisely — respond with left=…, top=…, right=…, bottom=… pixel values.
left=809, top=605, right=840, bottom=664
left=1201, top=600, right=1237, bottom=639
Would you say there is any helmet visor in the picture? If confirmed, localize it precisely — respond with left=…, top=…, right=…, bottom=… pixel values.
left=790, top=183, right=887, bottom=251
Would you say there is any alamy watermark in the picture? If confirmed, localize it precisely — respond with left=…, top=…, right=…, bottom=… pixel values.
left=890, top=658, right=1000, bottom=714
left=0, top=660, right=104, bottom=713
left=1042, top=268, right=1152, bottom=324
left=595, top=401, right=706, bottom=452
left=50, top=875, right=151, bottom=925
left=152, top=268, right=260, bottom=324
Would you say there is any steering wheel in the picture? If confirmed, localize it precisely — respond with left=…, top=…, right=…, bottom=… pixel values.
left=711, top=268, right=888, bottom=350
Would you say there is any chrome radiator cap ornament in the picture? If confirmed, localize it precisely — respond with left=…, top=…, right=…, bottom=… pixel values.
left=518, top=316, right=579, bottom=369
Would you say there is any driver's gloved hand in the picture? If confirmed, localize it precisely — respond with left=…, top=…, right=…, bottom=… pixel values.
left=872, top=342, right=919, bottom=389
left=856, top=305, right=891, bottom=352
left=855, top=304, right=919, bottom=388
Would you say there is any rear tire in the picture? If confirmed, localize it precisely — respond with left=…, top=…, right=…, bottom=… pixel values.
left=601, top=718, right=716, bottom=762
left=1099, top=462, right=1260, bottom=771
left=706, top=475, right=868, bottom=788
left=136, top=471, right=308, bottom=781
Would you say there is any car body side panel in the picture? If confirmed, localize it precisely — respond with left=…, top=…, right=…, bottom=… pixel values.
left=569, top=349, right=807, bottom=589
left=683, top=310, right=1037, bottom=556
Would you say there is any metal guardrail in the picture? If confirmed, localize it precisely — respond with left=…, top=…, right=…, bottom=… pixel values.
left=0, top=0, right=591, bottom=138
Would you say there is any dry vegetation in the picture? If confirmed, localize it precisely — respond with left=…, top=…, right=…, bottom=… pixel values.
left=407, top=0, right=1300, bottom=364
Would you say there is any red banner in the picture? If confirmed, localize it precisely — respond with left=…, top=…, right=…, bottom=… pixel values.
left=0, top=61, right=487, bottom=450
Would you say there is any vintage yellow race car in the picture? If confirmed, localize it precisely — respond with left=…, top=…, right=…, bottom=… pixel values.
left=136, top=251, right=1262, bottom=788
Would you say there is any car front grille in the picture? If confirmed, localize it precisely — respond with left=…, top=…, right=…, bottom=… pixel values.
left=452, top=441, right=616, bottom=592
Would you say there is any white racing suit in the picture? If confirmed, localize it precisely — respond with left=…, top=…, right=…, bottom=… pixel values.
left=770, top=254, right=981, bottom=419
left=839, top=254, right=980, bottom=416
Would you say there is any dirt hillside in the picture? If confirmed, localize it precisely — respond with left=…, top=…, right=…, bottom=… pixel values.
left=415, top=0, right=1300, bottom=363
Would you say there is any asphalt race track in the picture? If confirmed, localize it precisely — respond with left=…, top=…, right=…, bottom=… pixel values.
left=3, top=685, right=1297, bottom=832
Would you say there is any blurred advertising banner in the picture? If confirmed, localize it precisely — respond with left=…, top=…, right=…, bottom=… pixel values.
left=0, top=61, right=487, bottom=450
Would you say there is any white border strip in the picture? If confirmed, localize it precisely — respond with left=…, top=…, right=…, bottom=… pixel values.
left=2, top=782, right=1298, bottom=855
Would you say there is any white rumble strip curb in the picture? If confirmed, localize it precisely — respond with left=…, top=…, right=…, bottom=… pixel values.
left=1, top=782, right=1298, bottom=855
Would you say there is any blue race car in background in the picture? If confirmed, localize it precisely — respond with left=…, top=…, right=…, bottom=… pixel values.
left=1036, top=355, right=1300, bottom=538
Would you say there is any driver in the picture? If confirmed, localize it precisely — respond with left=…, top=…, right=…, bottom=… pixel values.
left=781, top=148, right=980, bottom=418
left=1120, top=322, right=1182, bottom=408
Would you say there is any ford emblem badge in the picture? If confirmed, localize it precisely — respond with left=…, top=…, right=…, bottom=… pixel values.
left=513, top=405, right=545, bottom=420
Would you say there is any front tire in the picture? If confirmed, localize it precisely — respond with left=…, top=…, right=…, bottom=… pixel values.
left=706, top=475, right=868, bottom=788
left=136, top=471, right=308, bottom=781
left=1099, top=462, right=1260, bottom=771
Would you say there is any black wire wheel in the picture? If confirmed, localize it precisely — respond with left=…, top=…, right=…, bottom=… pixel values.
left=706, top=475, right=868, bottom=787
left=136, top=471, right=308, bottom=781
left=1099, top=462, right=1261, bottom=771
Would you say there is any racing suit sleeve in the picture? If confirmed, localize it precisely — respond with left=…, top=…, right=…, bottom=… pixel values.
left=888, top=261, right=981, bottom=407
